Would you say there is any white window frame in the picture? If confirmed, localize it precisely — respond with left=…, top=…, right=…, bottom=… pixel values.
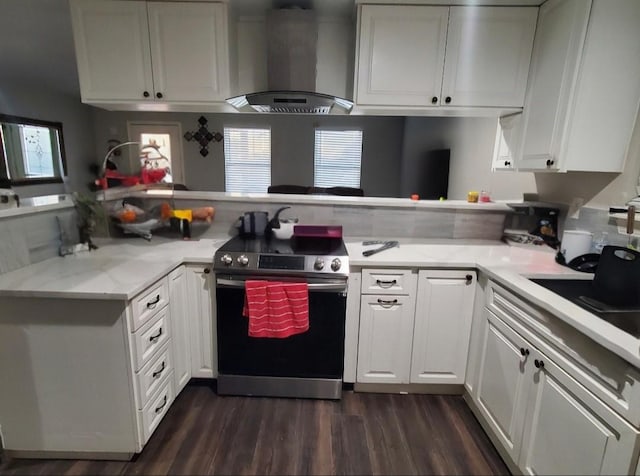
left=223, top=127, right=271, bottom=193
left=314, top=128, right=363, bottom=189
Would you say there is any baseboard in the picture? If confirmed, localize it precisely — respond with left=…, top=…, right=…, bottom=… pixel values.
left=354, top=382, right=464, bottom=395
left=463, top=392, right=521, bottom=476
left=3, top=450, right=134, bottom=461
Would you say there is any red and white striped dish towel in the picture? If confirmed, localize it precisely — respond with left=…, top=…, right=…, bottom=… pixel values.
left=242, top=280, right=309, bottom=338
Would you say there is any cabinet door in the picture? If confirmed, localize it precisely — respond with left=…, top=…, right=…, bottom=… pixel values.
left=168, top=266, right=191, bottom=393
left=356, top=295, right=415, bottom=384
left=520, top=348, right=639, bottom=475
left=69, top=0, right=154, bottom=102
left=475, top=311, right=530, bottom=464
left=442, top=7, right=537, bottom=108
left=185, top=265, right=216, bottom=379
left=518, top=0, right=591, bottom=170
left=355, top=5, right=448, bottom=106
left=147, top=2, right=230, bottom=102
left=492, top=114, right=522, bottom=171
left=410, top=270, right=476, bottom=384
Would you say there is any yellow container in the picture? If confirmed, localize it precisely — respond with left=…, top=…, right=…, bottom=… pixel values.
left=467, top=191, right=479, bottom=203
left=172, top=209, right=193, bottom=222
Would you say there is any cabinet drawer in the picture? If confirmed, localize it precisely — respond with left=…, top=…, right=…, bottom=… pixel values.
left=131, top=278, right=169, bottom=332
left=131, top=306, right=171, bottom=371
left=138, top=372, right=174, bottom=445
left=135, top=341, right=173, bottom=410
left=361, top=269, right=415, bottom=295
left=487, top=280, right=640, bottom=426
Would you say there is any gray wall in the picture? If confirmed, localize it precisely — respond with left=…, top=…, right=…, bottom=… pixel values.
left=91, top=110, right=406, bottom=197
left=401, top=117, right=537, bottom=201
left=0, top=80, right=97, bottom=197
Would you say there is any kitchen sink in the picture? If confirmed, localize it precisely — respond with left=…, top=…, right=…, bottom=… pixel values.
left=530, top=278, right=640, bottom=338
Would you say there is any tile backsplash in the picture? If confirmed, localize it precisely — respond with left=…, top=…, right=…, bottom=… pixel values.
left=563, top=207, right=639, bottom=249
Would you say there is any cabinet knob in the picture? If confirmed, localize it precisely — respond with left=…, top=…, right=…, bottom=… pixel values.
left=431, top=96, right=438, bottom=104
left=156, top=92, right=163, bottom=99
left=504, top=160, right=511, bottom=167
left=546, top=159, right=555, bottom=167
left=445, top=96, right=452, bottom=104
left=204, top=268, right=211, bottom=274
left=143, top=91, right=150, bottom=98
left=520, top=347, right=530, bottom=356
left=465, top=274, right=473, bottom=285
left=534, top=359, right=545, bottom=369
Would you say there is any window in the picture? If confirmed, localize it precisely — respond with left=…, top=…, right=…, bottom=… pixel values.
left=314, top=129, right=363, bottom=188
left=224, top=127, right=271, bottom=193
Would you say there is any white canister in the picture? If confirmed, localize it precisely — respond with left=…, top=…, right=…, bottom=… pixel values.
left=561, top=230, right=593, bottom=262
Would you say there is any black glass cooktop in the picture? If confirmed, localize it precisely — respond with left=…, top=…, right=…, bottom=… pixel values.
left=218, top=235, right=348, bottom=257
left=530, top=278, right=640, bottom=338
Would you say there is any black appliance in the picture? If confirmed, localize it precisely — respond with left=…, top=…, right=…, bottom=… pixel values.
left=213, top=235, right=349, bottom=399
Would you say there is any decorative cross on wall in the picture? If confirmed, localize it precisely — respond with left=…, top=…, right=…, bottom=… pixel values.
left=183, top=116, right=223, bottom=157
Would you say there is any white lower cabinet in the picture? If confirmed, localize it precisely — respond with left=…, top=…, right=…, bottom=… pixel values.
left=356, top=268, right=476, bottom=386
left=468, top=279, right=640, bottom=475
left=185, top=264, right=216, bottom=378
left=168, top=265, right=191, bottom=392
left=357, top=294, right=416, bottom=383
left=410, top=270, right=476, bottom=384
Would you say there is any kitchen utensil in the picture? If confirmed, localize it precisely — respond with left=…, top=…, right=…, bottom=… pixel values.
left=362, top=241, right=399, bottom=257
left=272, top=219, right=298, bottom=240
left=293, top=225, right=343, bottom=238
left=627, top=205, right=636, bottom=247
left=237, top=211, right=269, bottom=237
left=592, top=245, right=640, bottom=307
left=561, top=230, right=593, bottom=262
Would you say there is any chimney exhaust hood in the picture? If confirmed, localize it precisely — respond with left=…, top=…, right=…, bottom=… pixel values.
left=226, top=8, right=353, bottom=114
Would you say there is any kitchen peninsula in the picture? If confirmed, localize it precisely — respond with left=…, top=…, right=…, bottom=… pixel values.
left=0, top=188, right=639, bottom=474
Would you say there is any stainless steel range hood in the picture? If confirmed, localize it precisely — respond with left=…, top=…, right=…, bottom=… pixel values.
left=226, top=8, right=353, bottom=114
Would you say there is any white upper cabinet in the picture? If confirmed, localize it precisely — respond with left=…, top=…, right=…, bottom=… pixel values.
left=518, top=0, right=640, bottom=172
left=147, top=2, right=229, bottom=102
left=70, top=1, right=153, bottom=102
left=442, top=7, right=537, bottom=108
left=354, top=5, right=537, bottom=110
left=70, top=0, right=230, bottom=108
left=355, top=5, right=448, bottom=107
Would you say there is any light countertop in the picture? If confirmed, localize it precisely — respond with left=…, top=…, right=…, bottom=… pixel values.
left=0, top=236, right=638, bottom=367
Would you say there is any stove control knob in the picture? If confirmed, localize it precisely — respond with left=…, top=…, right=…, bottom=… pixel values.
left=314, top=258, right=325, bottom=270
left=331, top=258, right=342, bottom=272
left=220, top=254, right=233, bottom=266
left=237, top=255, right=249, bottom=266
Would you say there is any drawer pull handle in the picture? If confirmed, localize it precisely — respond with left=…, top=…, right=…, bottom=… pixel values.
left=155, top=395, right=168, bottom=414
left=152, top=361, right=166, bottom=378
left=376, top=279, right=397, bottom=288
left=377, top=298, right=398, bottom=308
left=149, top=328, right=163, bottom=343
left=534, top=359, right=545, bottom=369
left=146, top=294, right=161, bottom=309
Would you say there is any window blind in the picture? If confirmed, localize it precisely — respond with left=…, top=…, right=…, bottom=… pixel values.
left=224, top=127, right=271, bottom=193
left=314, top=129, right=363, bottom=188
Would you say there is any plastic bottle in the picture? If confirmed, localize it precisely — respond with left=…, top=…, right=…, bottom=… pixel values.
left=593, top=231, right=609, bottom=254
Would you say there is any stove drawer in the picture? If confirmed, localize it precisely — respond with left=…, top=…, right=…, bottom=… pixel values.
left=361, top=269, right=416, bottom=295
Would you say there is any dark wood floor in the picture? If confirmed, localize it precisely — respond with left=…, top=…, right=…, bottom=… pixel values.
left=0, top=384, right=509, bottom=475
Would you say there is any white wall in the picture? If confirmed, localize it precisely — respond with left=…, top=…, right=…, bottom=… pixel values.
left=401, top=117, right=537, bottom=201
left=0, top=80, right=97, bottom=197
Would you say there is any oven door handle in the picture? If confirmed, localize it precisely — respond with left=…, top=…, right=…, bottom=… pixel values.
left=216, top=278, right=347, bottom=292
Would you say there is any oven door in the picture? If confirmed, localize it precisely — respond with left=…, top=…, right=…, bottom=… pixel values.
left=216, top=274, right=347, bottom=398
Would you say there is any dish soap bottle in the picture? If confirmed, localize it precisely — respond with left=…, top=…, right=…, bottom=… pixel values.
left=593, top=231, right=609, bottom=253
